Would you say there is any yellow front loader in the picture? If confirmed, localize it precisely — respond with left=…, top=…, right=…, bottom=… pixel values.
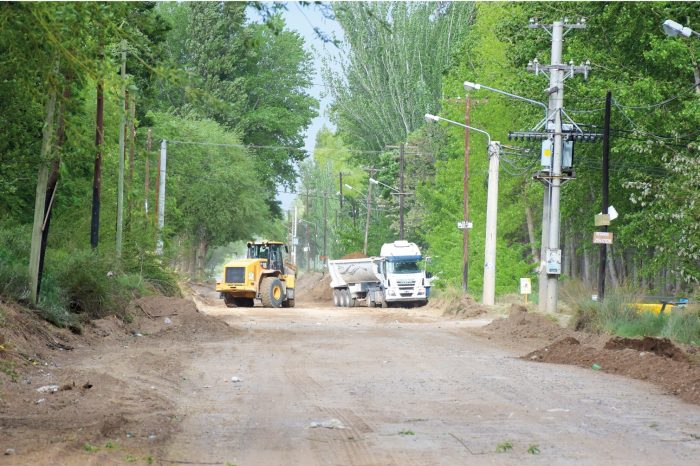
left=216, top=241, right=296, bottom=308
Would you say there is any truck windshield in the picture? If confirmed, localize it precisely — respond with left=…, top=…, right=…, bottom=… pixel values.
left=387, top=261, right=420, bottom=274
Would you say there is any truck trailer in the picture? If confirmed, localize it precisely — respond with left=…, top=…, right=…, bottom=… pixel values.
left=328, top=240, right=429, bottom=308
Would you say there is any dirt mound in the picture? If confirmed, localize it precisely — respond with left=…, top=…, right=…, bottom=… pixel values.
left=341, top=251, right=368, bottom=259
left=127, top=295, right=233, bottom=341
left=604, top=336, right=687, bottom=362
left=525, top=337, right=700, bottom=405
left=482, top=304, right=571, bottom=342
left=296, top=273, right=333, bottom=304
left=434, top=294, right=488, bottom=318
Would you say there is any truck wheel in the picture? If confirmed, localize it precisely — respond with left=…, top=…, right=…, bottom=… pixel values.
left=260, top=277, right=284, bottom=308
left=223, top=294, right=238, bottom=308
left=333, top=289, right=340, bottom=307
left=341, top=289, right=350, bottom=307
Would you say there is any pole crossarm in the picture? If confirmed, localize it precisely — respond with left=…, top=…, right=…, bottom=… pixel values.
left=508, top=130, right=603, bottom=142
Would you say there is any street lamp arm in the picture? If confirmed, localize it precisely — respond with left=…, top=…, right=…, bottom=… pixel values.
left=369, top=178, right=400, bottom=192
left=424, top=114, right=491, bottom=145
left=464, top=81, right=548, bottom=117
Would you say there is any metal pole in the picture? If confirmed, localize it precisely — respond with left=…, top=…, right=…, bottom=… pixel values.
left=597, top=91, right=612, bottom=301
left=363, top=170, right=373, bottom=255
left=482, top=142, right=500, bottom=305
left=116, top=40, right=126, bottom=261
left=462, top=95, right=471, bottom=292
left=399, top=143, right=405, bottom=240
left=156, top=139, right=167, bottom=255
left=545, top=21, right=564, bottom=313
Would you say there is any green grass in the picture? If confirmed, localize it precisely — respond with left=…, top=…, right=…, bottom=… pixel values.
left=398, top=429, right=415, bottom=436
left=0, top=360, right=19, bottom=382
left=567, top=282, right=700, bottom=345
left=83, top=443, right=99, bottom=453
left=527, top=444, right=540, bottom=454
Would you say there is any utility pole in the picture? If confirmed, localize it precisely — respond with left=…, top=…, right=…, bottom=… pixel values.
left=156, top=140, right=167, bottom=255
left=116, top=40, right=126, bottom=261
left=339, top=172, right=343, bottom=210
left=145, top=129, right=151, bottom=215
left=399, top=143, right=405, bottom=240
left=597, top=91, right=612, bottom=301
left=462, top=96, right=471, bottom=292
left=293, top=205, right=298, bottom=265
left=127, top=94, right=136, bottom=231
left=91, top=80, right=104, bottom=249
left=363, top=167, right=377, bottom=255
left=527, top=19, right=589, bottom=313
left=323, top=192, right=328, bottom=265
left=305, top=189, right=310, bottom=271
left=482, top=141, right=501, bottom=305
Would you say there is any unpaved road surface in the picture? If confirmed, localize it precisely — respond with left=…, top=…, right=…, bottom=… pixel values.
left=3, top=285, right=700, bottom=465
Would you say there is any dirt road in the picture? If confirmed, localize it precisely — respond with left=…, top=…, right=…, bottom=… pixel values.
left=170, top=287, right=700, bottom=465
left=3, top=285, right=700, bottom=465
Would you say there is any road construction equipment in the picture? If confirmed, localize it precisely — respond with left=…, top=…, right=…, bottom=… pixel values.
left=328, top=240, right=430, bottom=308
left=216, top=241, right=296, bottom=308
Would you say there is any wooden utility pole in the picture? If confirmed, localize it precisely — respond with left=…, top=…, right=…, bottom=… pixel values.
left=597, top=91, right=612, bottom=301
left=363, top=167, right=378, bottom=255
left=91, top=80, right=104, bottom=249
left=126, top=94, right=136, bottom=231
left=323, top=193, right=328, bottom=264
left=445, top=96, right=486, bottom=293
left=305, top=189, right=310, bottom=272
left=116, top=40, right=127, bottom=261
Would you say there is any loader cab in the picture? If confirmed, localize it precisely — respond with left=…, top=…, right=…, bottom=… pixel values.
left=247, top=242, right=286, bottom=272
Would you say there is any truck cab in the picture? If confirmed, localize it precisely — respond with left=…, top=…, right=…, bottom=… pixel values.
left=379, top=241, right=428, bottom=306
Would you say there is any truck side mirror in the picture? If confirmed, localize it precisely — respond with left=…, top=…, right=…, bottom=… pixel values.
left=426, top=272, right=433, bottom=279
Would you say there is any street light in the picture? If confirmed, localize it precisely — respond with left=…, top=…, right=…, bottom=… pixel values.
left=464, top=81, right=548, bottom=118
left=425, top=113, right=500, bottom=306
left=464, top=81, right=552, bottom=312
left=369, top=177, right=400, bottom=192
left=663, top=19, right=699, bottom=38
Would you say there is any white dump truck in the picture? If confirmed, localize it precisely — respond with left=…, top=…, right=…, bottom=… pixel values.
left=328, top=240, right=429, bottom=307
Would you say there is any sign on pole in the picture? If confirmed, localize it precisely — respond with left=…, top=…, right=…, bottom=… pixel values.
left=457, top=221, right=473, bottom=230
left=593, top=231, right=614, bottom=244
left=520, top=278, right=532, bottom=295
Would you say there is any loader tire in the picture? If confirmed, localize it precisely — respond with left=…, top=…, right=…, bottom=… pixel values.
left=223, top=293, right=238, bottom=308
left=282, top=298, right=295, bottom=308
left=260, top=277, right=284, bottom=308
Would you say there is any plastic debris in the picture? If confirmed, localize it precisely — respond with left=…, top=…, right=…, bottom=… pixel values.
left=309, top=418, right=346, bottom=429
left=36, top=385, right=59, bottom=394
left=591, top=363, right=601, bottom=370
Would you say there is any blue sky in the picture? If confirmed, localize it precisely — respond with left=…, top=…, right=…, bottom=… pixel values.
left=275, top=3, right=344, bottom=210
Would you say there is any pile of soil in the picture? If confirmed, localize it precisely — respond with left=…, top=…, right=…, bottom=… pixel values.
left=295, top=272, right=333, bottom=304
left=0, top=293, right=237, bottom=461
left=481, top=304, right=573, bottom=342
left=478, top=304, right=700, bottom=405
left=439, top=294, right=489, bottom=318
left=525, top=336, right=700, bottom=405
left=341, top=251, right=368, bottom=259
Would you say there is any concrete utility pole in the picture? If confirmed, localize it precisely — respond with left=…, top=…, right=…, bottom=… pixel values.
left=116, top=40, right=127, bottom=261
left=339, top=172, right=343, bottom=210
left=527, top=19, right=589, bottom=313
left=363, top=167, right=378, bottom=255
left=293, top=206, right=298, bottom=265
left=156, top=139, right=167, bottom=255
left=399, top=143, right=405, bottom=240
left=323, top=193, right=328, bottom=264
left=482, top=141, right=501, bottom=305
left=145, top=129, right=151, bottom=215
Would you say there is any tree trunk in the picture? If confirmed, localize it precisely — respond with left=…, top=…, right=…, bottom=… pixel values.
left=606, top=245, right=620, bottom=289
left=197, top=229, right=207, bottom=278
left=570, top=233, right=578, bottom=280
left=29, top=88, right=58, bottom=305
left=583, top=248, right=591, bottom=288
left=126, top=95, right=136, bottom=231
left=37, top=81, right=71, bottom=297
